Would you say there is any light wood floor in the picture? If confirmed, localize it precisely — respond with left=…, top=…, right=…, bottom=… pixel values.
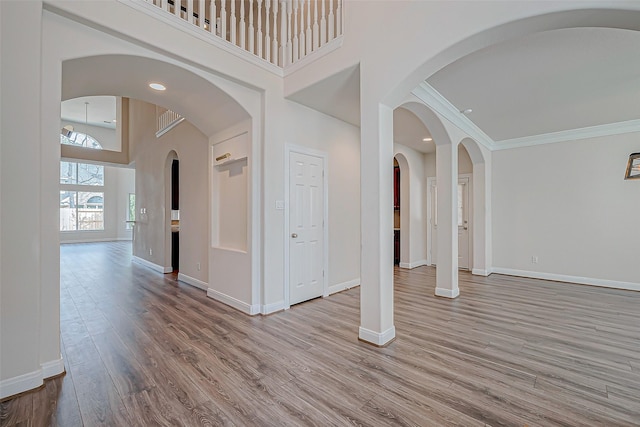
left=2, top=241, right=640, bottom=426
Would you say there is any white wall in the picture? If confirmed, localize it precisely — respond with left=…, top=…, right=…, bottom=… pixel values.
left=261, top=100, right=361, bottom=308
left=394, top=144, right=428, bottom=267
left=59, top=165, right=134, bottom=243
left=492, top=132, right=640, bottom=288
left=129, top=99, right=209, bottom=285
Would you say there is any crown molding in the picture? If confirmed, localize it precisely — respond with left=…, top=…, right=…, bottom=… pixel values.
left=411, top=82, right=495, bottom=150
left=411, top=82, right=640, bottom=152
left=492, top=119, right=640, bottom=150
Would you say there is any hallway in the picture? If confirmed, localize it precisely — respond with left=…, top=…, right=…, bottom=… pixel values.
left=2, top=241, right=639, bottom=425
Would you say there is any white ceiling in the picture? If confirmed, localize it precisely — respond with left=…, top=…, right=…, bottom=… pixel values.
left=427, top=27, right=640, bottom=143
left=61, top=96, right=117, bottom=129
left=62, top=55, right=250, bottom=137
left=288, top=26, right=640, bottom=151
left=393, top=108, right=434, bottom=154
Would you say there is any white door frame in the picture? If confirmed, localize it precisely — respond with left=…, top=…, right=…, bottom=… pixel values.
left=284, top=144, right=329, bottom=309
left=426, top=174, right=473, bottom=269
left=426, top=176, right=436, bottom=266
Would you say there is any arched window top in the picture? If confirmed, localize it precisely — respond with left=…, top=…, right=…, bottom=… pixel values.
left=60, top=130, right=103, bottom=150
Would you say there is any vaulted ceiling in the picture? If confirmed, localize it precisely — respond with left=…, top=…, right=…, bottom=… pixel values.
left=287, top=26, right=640, bottom=152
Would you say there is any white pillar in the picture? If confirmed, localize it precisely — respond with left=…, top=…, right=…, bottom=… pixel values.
left=359, top=101, right=395, bottom=346
left=435, top=142, right=460, bottom=298
left=0, top=1, right=63, bottom=399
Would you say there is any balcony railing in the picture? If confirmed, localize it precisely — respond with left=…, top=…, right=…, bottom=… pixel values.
left=141, top=0, right=343, bottom=68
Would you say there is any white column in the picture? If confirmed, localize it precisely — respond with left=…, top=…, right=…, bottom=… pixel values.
left=435, top=142, right=460, bottom=298
left=359, top=101, right=395, bottom=346
left=1, top=1, right=57, bottom=398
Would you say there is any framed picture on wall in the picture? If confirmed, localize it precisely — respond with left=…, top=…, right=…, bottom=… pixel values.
left=624, top=152, right=640, bottom=180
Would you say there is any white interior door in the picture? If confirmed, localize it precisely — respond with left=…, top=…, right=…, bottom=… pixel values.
left=457, top=177, right=470, bottom=270
left=289, top=151, right=325, bottom=306
left=429, top=176, right=471, bottom=270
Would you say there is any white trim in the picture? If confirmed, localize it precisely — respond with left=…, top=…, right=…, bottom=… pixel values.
left=435, top=287, right=460, bottom=298
left=399, top=260, right=428, bottom=269
left=177, top=273, right=208, bottom=291
left=493, top=119, right=640, bottom=150
left=132, top=255, right=172, bottom=274
left=412, top=83, right=640, bottom=153
left=0, top=369, right=43, bottom=400
left=206, top=288, right=260, bottom=315
left=412, top=83, right=494, bottom=150
left=472, top=268, right=492, bottom=276
left=261, top=300, right=286, bottom=315
left=426, top=176, right=437, bottom=266
left=358, top=326, right=396, bottom=346
left=283, top=37, right=344, bottom=76
left=328, top=278, right=360, bottom=295
left=284, top=144, right=329, bottom=307
left=60, top=237, right=132, bottom=244
left=492, top=267, right=640, bottom=292
left=41, top=358, right=65, bottom=378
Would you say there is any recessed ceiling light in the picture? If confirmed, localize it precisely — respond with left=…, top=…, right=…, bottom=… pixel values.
left=462, top=108, right=473, bottom=115
left=149, top=83, right=166, bottom=91
left=423, top=137, right=433, bottom=142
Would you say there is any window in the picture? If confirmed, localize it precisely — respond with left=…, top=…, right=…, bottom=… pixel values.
left=126, top=193, right=135, bottom=230
left=60, top=132, right=103, bottom=149
left=60, top=162, right=104, bottom=231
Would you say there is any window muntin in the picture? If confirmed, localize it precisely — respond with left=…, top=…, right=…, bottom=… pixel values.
left=60, top=132, right=103, bottom=149
left=60, top=161, right=105, bottom=231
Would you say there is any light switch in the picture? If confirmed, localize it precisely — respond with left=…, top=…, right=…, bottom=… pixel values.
left=275, top=200, right=285, bottom=210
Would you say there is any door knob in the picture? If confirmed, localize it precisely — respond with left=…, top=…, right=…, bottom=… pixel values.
left=291, top=233, right=298, bottom=238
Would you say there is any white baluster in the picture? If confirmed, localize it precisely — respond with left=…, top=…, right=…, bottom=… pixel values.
left=292, top=0, right=299, bottom=62
left=248, top=1, right=255, bottom=54
left=174, top=0, right=181, bottom=17
left=221, top=0, right=227, bottom=40
left=239, top=0, right=246, bottom=49
left=257, top=0, right=263, bottom=58
left=280, top=0, right=287, bottom=66
left=265, top=0, right=271, bottom=62
left=320, top=0, right=326, bottom=45
left=312, top=0, right=319, bottom=50
left=285, top=0, right=292, bottom=65
left=210, top=0, right=217, bottom=34
left=336, top=0, right=342, bottom=36
left=198, top=0, right=205, bottom=28
left=298, top=0, right=306, bottom=58
left=328, top=0, right=334, bottom=41
left=230, top=0, right=237, bottom=45
left=305, top=0, right=311, bottom=55
left=161, top=0, right=168, bottom=12
left=272, top=0, right=278, bottom=65
left=187, top=0, right=193, bottom=24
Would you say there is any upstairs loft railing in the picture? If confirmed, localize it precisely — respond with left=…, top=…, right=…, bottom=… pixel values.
left=142, top=0, right=343, bottom=68
left=156, top=107, right=185, bottom=137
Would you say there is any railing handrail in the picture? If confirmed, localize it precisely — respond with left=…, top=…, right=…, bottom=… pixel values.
left=139, top=0, right=343, bottom=69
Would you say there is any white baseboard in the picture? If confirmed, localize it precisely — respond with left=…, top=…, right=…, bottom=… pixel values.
left=0, top=357, right=67, bottom=399
left=472, top=268, right=492, bottom=276
left=492, top=267, right=640, bottom=292
left=0, top=369, right=42, bottom=400
left=359, top=326, right=396, bottom=346
left=132, top=256, right=172, bottom=274
left=41, top=358, right=65, bottom=379
left=435, top=287, right=460, bottom=298
left=261, top=300, right=286, bottom=315
left=60, top=237, right=132, bottom=244
left=328, top=278, right=360, bottom=295
left=177, top=273, right=208, bottom=291
left=207, top=288, right=260, bottom=315
left=399, top=260, right=428, bottom=269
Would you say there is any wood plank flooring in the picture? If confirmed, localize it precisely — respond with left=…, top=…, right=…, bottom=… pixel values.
left=2, top=241, right=640, bottom=426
